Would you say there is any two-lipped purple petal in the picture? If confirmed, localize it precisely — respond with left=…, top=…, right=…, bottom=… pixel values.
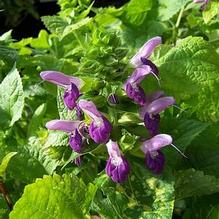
left=40, top=71, right=83, bottom=89
left=78, top=100, right=112, bottom=144
left=130, top=36, right=162, bottom=67
left=139, top=95, right=175, bottom=136
left=141, top=134, right=173, bottom=153
left=105, top=140, right=130, bottom=183
left=46, top=119, right=83, bottom=153
left=40, top=71, right=84, bottom=110
left=124, top=66, right=151, bottom=105
left=141, top=134, right=172, bottom=174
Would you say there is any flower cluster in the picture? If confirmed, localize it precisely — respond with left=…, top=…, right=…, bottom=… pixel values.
left=40, top=70, right=129, bottom=183
left=40, top=36, right=185, bottom=183
left=124, top=36, right=185, bottom=174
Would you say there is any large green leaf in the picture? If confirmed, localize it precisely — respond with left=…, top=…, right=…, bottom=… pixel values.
left=0, top=66, right=24, bottom=127
left=157, top=37, right=219, bottom=121
left=175, top=169, right=219, bottom=200
left=10, top=174, right=95, bottom=219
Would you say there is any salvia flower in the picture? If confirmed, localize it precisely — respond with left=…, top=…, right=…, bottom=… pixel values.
left=130, top=36, right=161, bottom=75
left=45, top=119, right=83, bottom=153
left=193, top=0, right=209, bottom=11
left=124, top=65, right=152, bottom=105
left=78, top=99, right=112, bottom=144
left=106, top=140, right=130, bottom=183
left=139, top=92, right=175, bottom=136
left=141, top=134, right=186, bottom=174
left=40, top=71, right=84, bottom=110
left=141, top=134, right=172, bottom=174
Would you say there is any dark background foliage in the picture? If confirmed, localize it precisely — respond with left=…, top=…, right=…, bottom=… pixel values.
left=0, top=0, right=129, bottom=40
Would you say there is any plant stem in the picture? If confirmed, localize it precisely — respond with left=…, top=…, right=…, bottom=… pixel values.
left=0, top=181, right=13, bottom=210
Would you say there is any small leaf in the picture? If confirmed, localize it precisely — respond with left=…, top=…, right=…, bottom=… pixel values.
left=0, top=152, right=17, bottom=178
left=0, top=65, right=24, bottom=127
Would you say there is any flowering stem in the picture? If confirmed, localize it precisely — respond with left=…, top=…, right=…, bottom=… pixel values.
left=176, top=5, right=185, bottom=28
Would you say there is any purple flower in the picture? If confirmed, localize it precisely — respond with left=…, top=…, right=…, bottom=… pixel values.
left=78, top=100, right=112, bottom=144
left=141, top=134, right=172, bottom=174
left=124, top=66, right=151, bottom=105
left=105, top=140, right=130, bottom=183
left=139, top=92, right=175, bottom=136
left=40, top=71, right=84, bottom=110
left=108, top=93, right=119, bottom=105
left=193, top=0, right=209, bottom=10
left=45, top=119, right=83, bottom=153
left=130, top=36, right=161, bottom=70
left=69, top=129, right=82, bottom=152
left=141, top=134, right=187, bottom=174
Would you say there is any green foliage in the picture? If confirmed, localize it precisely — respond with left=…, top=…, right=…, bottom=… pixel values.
left=175, top=169, right=219, bottom=200
left=0, top=0, right=218, bottom=218
left=0, top=65, right=24, bottom=127
left=203, top=1, right=219, bottom=23
left=157, top=36, right=219, bottom=121
left=10, top=174, right=96, bottom=219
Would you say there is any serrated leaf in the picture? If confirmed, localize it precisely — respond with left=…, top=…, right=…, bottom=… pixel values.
left=0, top=45, right=17, bottom=65
left=175, top=169, right=219, bottom=200
left=0, top=66, right=24, bottom=127
left=41, top=16, right=68, bottom=34
left=0, top=152, right=17, bottom=178
left=157, top=37, right=219, bottom=121
left=62, top=17, right=92, bottom=39
left=9, top=174, right=88, bottom=219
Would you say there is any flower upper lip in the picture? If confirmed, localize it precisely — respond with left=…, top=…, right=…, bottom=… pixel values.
left=40, top=70, right=84, bottom=89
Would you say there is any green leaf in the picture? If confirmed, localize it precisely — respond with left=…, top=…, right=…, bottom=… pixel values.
left=0, top=30, right=12, bottom=42
left=62, top=17, right=92, bottom=39
left=158, top=0, right=190, bottom=21
left=186, top=123, right=219, bottom=177
left=0, top=152, right=17, bottom=178
left=27, top=103, right=47, bottom=137
left=203, top=1, right=219, bottom=24
left=9, top=174, right=91, bottom=219
left=175, top=169, right=219, bottom=200
left=41, top=16, right=68, bottom=34
left=119, top=0, right=152, bottom=26
left=157, top=37, right=219, bottom=121
left=0, top=45, right=17, bottom=65
left=0, top=65, right=24, bottom=127
left=30, top=30, right=50, bottom=49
